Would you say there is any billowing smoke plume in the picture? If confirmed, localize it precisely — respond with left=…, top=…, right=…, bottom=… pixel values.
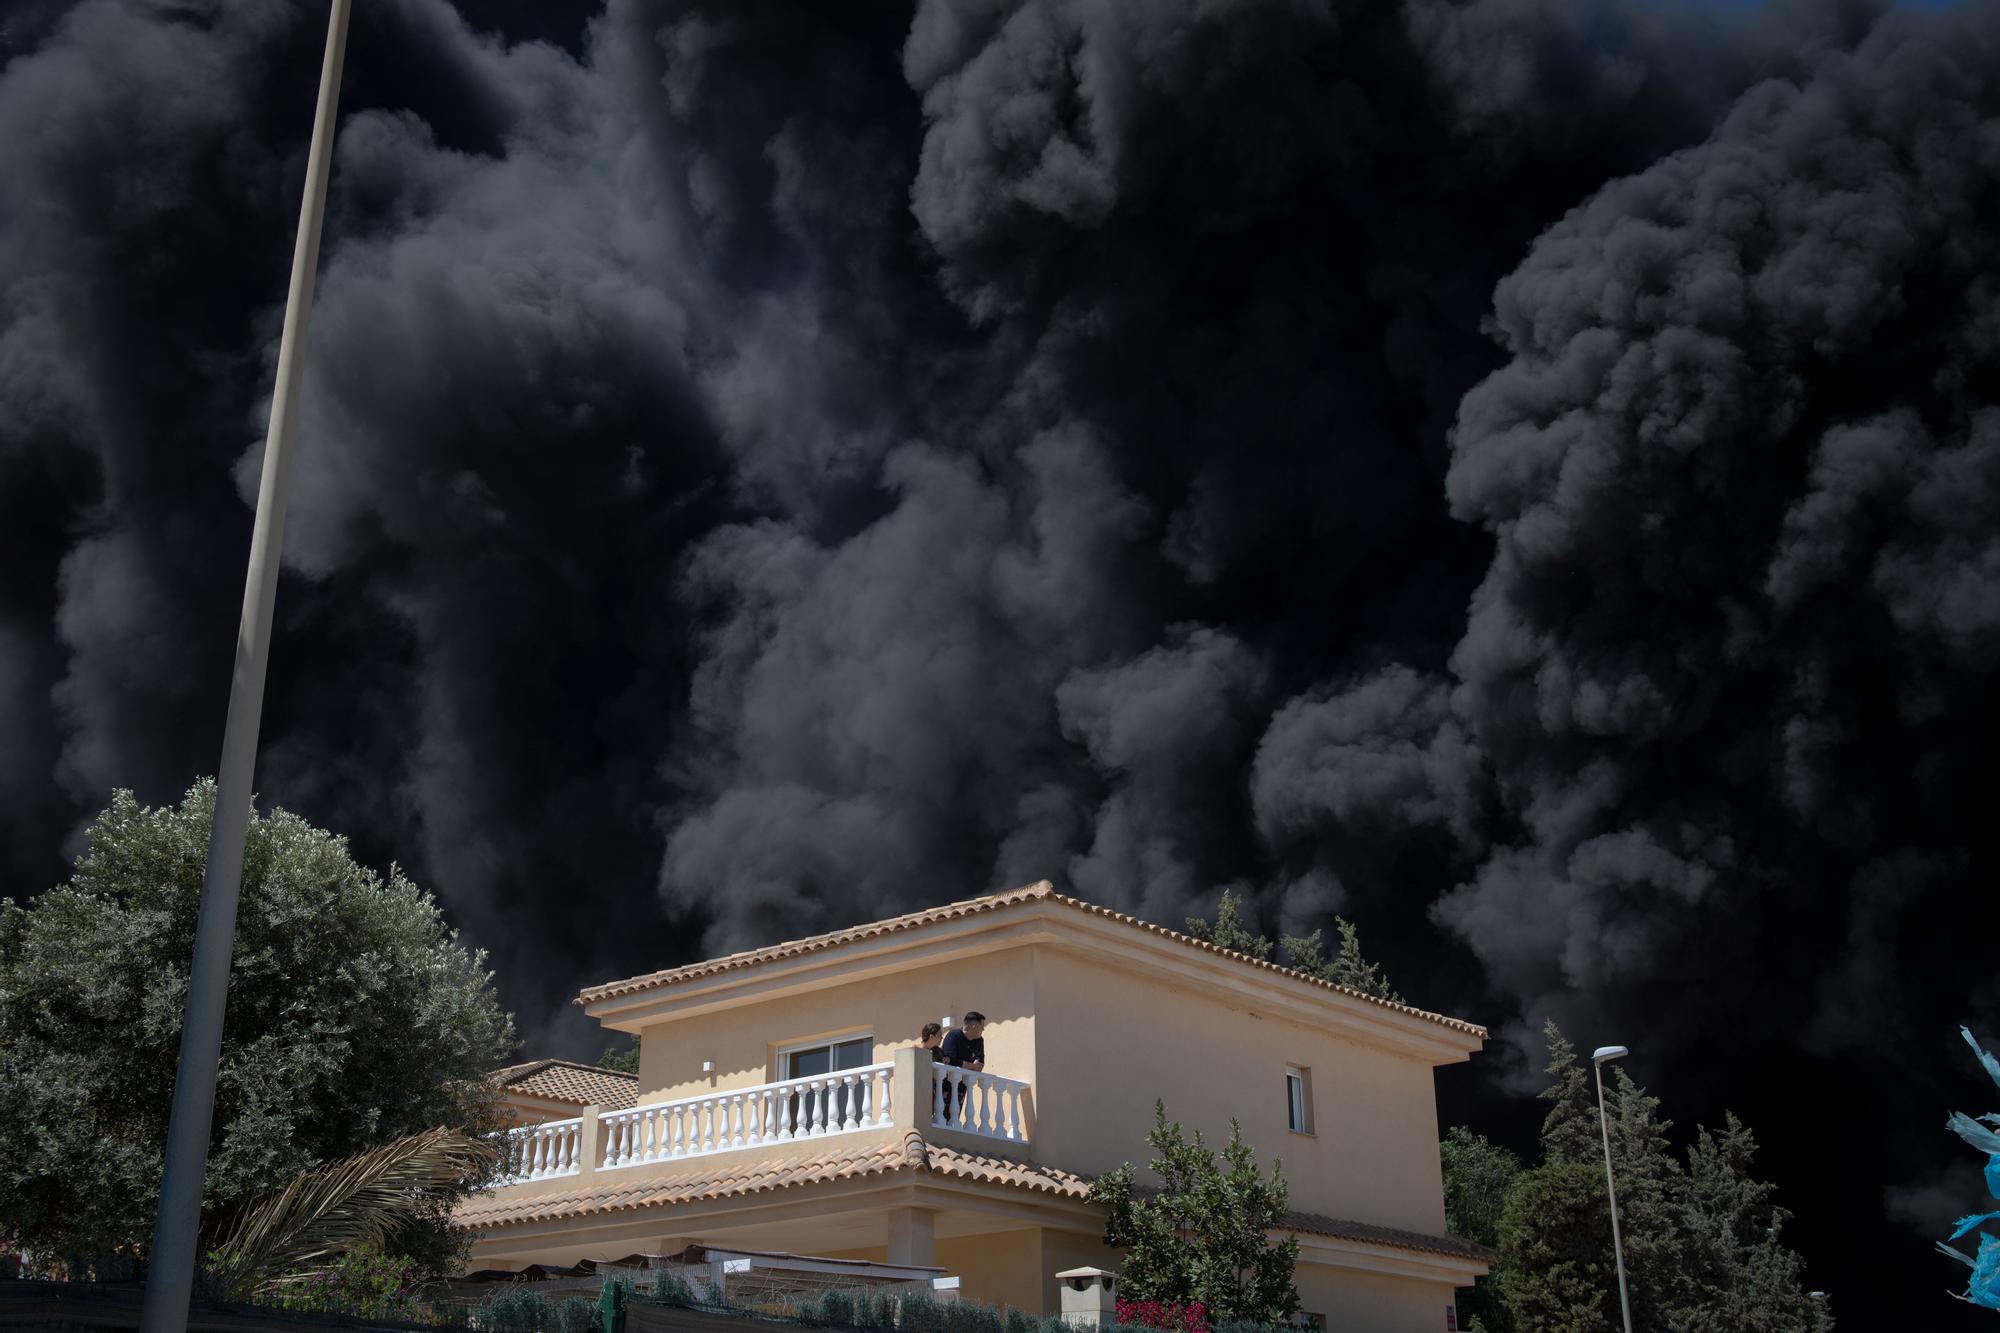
left=1275, top=0, right=2000, bottom=1056
left=2, top=0, right=1996, bottom=1319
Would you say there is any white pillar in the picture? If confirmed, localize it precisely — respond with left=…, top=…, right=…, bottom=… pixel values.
left=576, top=1106, right=600, bottom=1180
left=892, top=1045, right=935, bottom=1130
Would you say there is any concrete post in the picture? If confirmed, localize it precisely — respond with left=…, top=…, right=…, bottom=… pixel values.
left=577, top=1106, right=601, bottom=1182
left=892, top=1046, right=935, bottom=1132
left=1055, top=1268, right=1118, bottom=1330
left=887, top=1207, right=937, bottom=1268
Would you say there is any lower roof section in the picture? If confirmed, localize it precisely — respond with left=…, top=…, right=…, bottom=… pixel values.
left=456, top=1131, right=1490, bottom=1272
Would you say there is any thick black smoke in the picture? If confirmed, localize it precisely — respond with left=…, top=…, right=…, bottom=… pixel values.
left=2, top=0, right=1995, bottom=1320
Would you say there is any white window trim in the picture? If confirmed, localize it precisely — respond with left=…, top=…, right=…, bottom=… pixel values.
left=775, top=1031, right=875, bottom=1080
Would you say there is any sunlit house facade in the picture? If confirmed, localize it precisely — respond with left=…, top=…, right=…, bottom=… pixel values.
left=461, top=881, right=1490, bottom=1332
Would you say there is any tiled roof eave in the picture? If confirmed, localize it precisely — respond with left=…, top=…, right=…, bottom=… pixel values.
left=575, top=882, right=1484, bottom=1041
left=453, top=1135, right=1092, bottom=1231
left=456, top=1135, right=1488, bottom=1266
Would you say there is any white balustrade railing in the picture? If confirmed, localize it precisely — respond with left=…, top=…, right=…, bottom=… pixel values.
left=931, top=1065, right=1030, bottom=1142
left=495, top=1115, right=583, bottom=1185
left=598, top=1063, right=895, bottom=1172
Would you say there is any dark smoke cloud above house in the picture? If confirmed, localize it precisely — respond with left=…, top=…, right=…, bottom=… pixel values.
left=2, top=0, right=1995, bottom=1318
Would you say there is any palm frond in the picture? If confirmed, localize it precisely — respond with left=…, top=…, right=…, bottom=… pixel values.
left=204, top=1125, right=499, bottom=1293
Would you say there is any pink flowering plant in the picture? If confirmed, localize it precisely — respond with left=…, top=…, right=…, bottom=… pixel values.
left=1117, top=1297, right=1210, bottom=1333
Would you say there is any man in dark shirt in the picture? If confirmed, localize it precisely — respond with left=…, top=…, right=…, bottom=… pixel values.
left=939, top=1012, right=986, bottom=1071
left=936, top=1012, right=986, bottom=1126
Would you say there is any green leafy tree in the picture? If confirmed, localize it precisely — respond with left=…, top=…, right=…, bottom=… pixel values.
left=1184, top=889, right=1271, bottom=961
left=1676, top=1116, right=1834, bottom=1332
left=1496, top=1161, right=1619, bottom=1333
left=1089, top=1101, right=1300, bottom=1324
left=1597, top=1067, right=1694, bottom=1332
left=1492, top=1024, right=1831, bottom=1332
left=1185, top=890, right=1405, bottom=1004
left=0, top=781, right=515, bottom=1271
left=205, top=1126, right=499, bottom=1297
left=598, top=1041, right=640, bottom=1075
left=1281, top=920, right=1403, bottom=1003
left=1536, top=1021, right=1601, bottom=1168
left=1502, top=1025, right=1690, bottom=1331
left=1441, top=1127, right=1522, bottom=1332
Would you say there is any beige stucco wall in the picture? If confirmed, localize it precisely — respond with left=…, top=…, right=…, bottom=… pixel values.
left=1028, top=947, right=1449, bottom=1234
left=624, top=937, right=1449, bottom=1231
left=634, top=947, right=1039, bottom=1104
left=789, top=1230, right=1052, bottom=1315
left=934, top=1229, right=1046, bottom=1313
left=1294, top=1261, right=1460, bottom=1333
left=1037, top=1227, right=1122, bottom=1315
left=810, top=1228, right=1459, bottom=1326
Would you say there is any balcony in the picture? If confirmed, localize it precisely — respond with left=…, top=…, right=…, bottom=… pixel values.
left=492, top=1052, right=1032, bottom=1189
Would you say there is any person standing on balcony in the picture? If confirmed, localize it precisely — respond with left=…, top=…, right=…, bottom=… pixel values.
left=937, top=1012, right=985, bottom=1127
left=921, top=1021, right=945, bottom=1121
left=941, top=1013, right=986, bottom=1072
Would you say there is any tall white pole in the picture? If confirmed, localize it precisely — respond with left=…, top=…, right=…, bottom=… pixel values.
left=139, top=1, right=350, bottom=1327
left=1595, top=1059, right=1636, bottom=1333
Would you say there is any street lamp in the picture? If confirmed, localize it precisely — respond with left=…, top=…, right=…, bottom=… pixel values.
left=1593, top=1044, right=1635, bottom=1333
left=139, top=1, right=352, bottom=1329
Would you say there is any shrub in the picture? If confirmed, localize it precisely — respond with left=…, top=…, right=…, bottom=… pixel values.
left=939, top=1299, right=1004, bottom=1333
left=1091, top=1103, right=1298, bottom=1324
left=860, top=1290, right=901, bottom=1328
left=793, top=1291, right=853, bottom=1327
left=650, top=1269, right=696, bottom=1305
left=898, top=1289, right=944, bottom=1333
left=263, top=1247, right=425, bottom=1321
left=552, top=1296, right=598, bottom=1333
left=477, top=1285, right=553, bottom=1331
left=1005, top=1307, right=1040, bottom=1333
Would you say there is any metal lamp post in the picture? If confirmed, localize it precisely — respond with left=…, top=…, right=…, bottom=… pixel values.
left=138, top=1, right=352, bottom=1328
left=1592, top=1044, right=1635, bottom=1333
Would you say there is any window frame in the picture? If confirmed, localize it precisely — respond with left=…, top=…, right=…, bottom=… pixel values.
left=775, top=1031, right=876, bottom=1083
left=1285, top=1064, right=1315, bottom=1135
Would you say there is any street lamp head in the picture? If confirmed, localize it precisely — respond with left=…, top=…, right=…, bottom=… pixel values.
left=1592, top=1045, right=1630, bottom=1063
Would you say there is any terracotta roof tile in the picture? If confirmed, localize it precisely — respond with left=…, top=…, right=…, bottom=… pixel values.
left=577, top=881, right=1485, bottom=1040
left=1285, top=1211, right=1494, bottom=1264
left=493, top=1059, right=638, bottom=1111
left=455, top=1137, right=913, bottom=1228
left=918, top=1139, right=1094, bottom=1199
left=455, top=1132, right=1483, bottom=1268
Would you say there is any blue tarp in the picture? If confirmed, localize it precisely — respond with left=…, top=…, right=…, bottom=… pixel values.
left=1943, top=1028, right=2000, bottom=1310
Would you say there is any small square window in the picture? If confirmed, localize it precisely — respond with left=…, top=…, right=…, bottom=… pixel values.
left=1286, top=1065, right=1313, bottom=1134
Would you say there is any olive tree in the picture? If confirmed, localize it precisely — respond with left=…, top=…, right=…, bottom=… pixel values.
left=0, top=781, right=514, bottom=1271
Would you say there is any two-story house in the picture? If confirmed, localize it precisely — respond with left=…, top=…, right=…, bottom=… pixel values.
left=459, top=881, right=1490, bottom=1332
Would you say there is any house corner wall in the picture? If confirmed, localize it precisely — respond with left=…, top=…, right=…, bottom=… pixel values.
left=1023, top=941, right=1451, bottom=1234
